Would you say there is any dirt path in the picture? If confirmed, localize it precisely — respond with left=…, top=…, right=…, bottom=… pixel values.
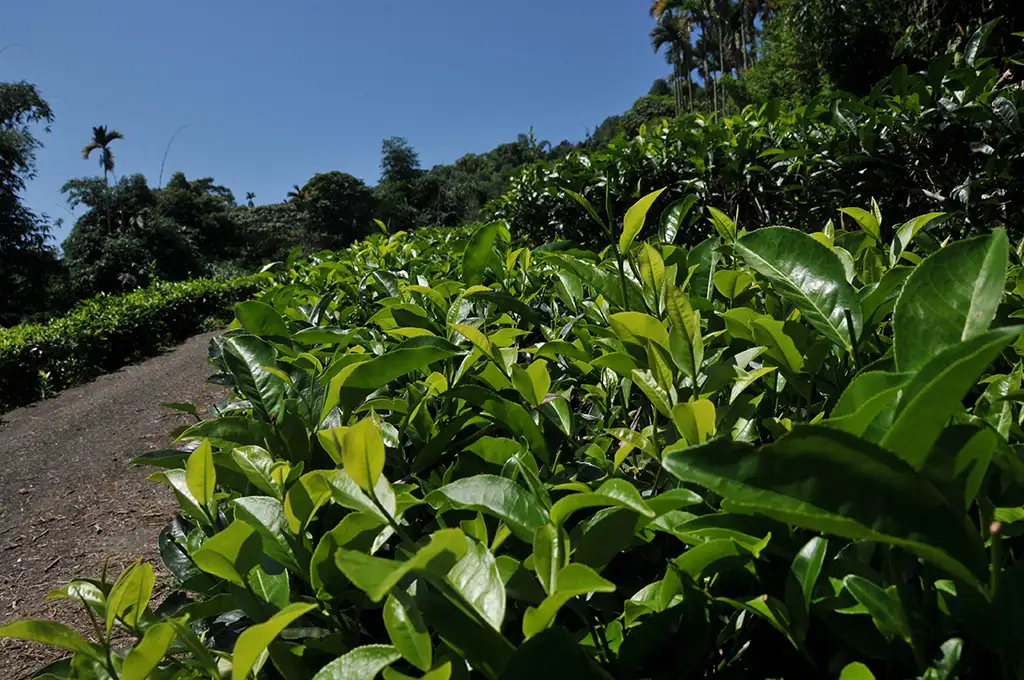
left=0, top=330, right=229, bottom=679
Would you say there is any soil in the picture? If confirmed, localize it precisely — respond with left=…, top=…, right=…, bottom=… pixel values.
left=0, top=330, right=229, bottom=679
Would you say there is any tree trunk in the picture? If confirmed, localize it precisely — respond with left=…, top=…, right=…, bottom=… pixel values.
left=701, top=18, right=715, bottom=113
left=740, top=4, right=749, bottom=71
left=718, top=18, right=726, bottom=112
left=686, top=62, right=693, bottom=111
left=740, top=22, right=748, bottom=71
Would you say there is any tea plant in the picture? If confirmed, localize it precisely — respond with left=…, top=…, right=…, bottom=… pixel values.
left=6, top=200, right=1024, bottom=679
left=490, top=22, right=1024, bottom=247
left=0, top=275, right=260, bottom=412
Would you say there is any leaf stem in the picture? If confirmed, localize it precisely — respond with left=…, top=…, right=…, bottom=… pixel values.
left=367, top=482, right=417, bottom=549
left=989, top=519, right=1003, bottom=599
left=843, top=307, right=860, bottom=372
left=613, top=245, right=630, bottom=311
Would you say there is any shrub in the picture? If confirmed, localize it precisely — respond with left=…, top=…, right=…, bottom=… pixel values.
left=7, top=200, right=1024, bottom=678
left=488, top=29, right=1024, bottom=247
left=0, top=275, right=260, bottom=412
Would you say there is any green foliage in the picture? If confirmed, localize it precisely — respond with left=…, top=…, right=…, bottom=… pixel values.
left=746, top=0, right=1022, bottom=99
left=0, top=275, right=258, bottom=412
left=299, top=171, right=378, bottom=249
left=0, top=80, right=61, bottom=326
left=491, top=35, right=1024, bottom=247
left=13, top=197, right=1024, bottom=678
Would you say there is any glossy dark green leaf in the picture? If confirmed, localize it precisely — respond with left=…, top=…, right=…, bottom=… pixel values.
left=312, top=645, right=401, bottom=680
left=825, top=371, right=911, bottom=439
left=447, top=538, right=506, bottom=631
left=662, top=426, right=987, bottom=589
left=339, top=336, right=465, bottom=391
left=233, top=496, right=301, bottom=573
left=236, top=300, right=290, bottom=337
left=426, top=475, right=549, bottom=543
left=734, top=227, right=861, bottom=349
left=232, top=445, right=287, bottom=499
left=337, top=529, right=467, bottom=602
left=790, top=537, right=827, bottom=616
left=859, top=266, right=912, bottom=327
left=893, top=230, right=1008, bottom=373
left=688, top=236, right=720, bottom=300
left=965, top=17, right=1000, bottom=66
left=415, top=580, right=515, bottom=679
left=224, top=335, right=287, bottom=421
left=522, top=564, right=615, bottom=638
left=532, top=524, right=566, bottom=597
left=448, top=387, right=549, bottom=463
left=464, top=222, right=506, bottom=286
left=883, top=327, right=1021, bottom=468
left=561, top=187, right=607, bottom=232
left=660, top=196, right=698, bottom=244
left=549, top=479, right=654, bottom=527
left=842, top=575, right=912, bottom=644
left=384, top=590, right=432, bottom=672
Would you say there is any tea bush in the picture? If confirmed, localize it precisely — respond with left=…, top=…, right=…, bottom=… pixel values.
left=489, top=24, right=1024, bottom=246
left=0, top=275, right=260, bottom=412
left=8, top=196, right=1024, bottom=678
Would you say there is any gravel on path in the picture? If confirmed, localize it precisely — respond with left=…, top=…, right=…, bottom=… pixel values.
left=0, top=330, right=228, bottom=679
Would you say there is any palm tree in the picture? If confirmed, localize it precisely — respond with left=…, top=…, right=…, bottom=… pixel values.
left=81, top=126, right=124, bottom=186
left=81, top=125, right=124, bottom=232
left=286, top=185, right=305, bottom=204
left=650, top=2, right=696, bottom=114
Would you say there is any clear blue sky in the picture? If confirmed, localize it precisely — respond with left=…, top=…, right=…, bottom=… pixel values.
left=3, top=0, right=667, bottom=244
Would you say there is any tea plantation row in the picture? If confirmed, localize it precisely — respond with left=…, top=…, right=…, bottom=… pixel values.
left=6, top=201, right=1024, bottom=678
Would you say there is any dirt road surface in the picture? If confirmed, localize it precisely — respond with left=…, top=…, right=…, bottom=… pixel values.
left=0, top=331, right=228, bottom=679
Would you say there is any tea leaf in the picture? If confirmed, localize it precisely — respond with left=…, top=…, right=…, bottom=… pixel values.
left=893, top=230, right=1008, bottom=373
left=522, top=564, right=616, bottom=638
left=342, top=417, right=386, bottom=493
left=662, top=426, right=987, bottom=588
left=427, top=475, right=549, bottom=543
left=232, top=602, right=316, bottom=680
left=384, top=590, right=432, bottom=672
left=734, top=227, right=861, bottom=349
left=620, top=187, right=666, bottom=253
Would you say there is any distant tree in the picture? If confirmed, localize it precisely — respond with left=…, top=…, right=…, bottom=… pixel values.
left=299, top=171, right=378, bottom=248
left=81, top=125, right=124, bottom=186
left=649, top=78, right=673, bottom=97
left=380, top=137, right=420, bottom=184
left=245, top=192, right=256, bottom=207
left=230, top=202, right=307, bottom=265
left=80, top=125, right=125, bottom=234
left=0, top=80, right=60, bottom=325
left=286, top=184, right=306, bottom=205
left=157, top=172, right=238, bottom=265
left=62, top=174, right=200, bottom=293
left=376, top=137, right=423, bottom=228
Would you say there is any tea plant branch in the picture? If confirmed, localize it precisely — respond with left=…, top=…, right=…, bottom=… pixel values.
left=78, top=592, right=121, bottom=679
left=844, top=307, right=861, bottom=371
left=366, top=482, right=416, bottom=549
